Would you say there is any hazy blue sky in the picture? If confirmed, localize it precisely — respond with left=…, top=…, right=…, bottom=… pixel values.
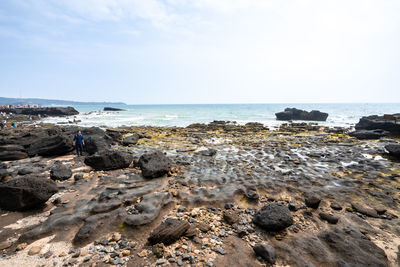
left=0, top=0, right=399, bottom=104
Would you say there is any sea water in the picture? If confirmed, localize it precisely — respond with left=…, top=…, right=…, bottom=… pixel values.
left=42, top=103, right=400, bottom=128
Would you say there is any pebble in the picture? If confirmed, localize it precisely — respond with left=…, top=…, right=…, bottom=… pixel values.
left=156, top=259, right=167, bottom=265
left=216, top=248, right=227, bottom=255
left=16, top=243, right=28, bottom=251
left=138, top=250, right=148, bottom=257
left=28, top=246, right=42, bottom=256
left=177, top=259, right=183, bottom=266
left=0, top=241, right=12, bottom=250
left=112, top=232, right=121, bottom=242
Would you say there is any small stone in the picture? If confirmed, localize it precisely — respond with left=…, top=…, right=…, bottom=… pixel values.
left=305, top=194, right=321, bottom=209
left=223, top=211, right=239, bottom=225
left=177, top=259, right=183, bottom=266
left=16, top=243, right=28, bottom=251
left=28, top=246, right=42, bottom=256
left=152, top=243, right=164, bottom=258
left=253, top=243, right=276, bottom=264
left=330, top=203, right=342, bottom=210
left=224, top=203, right=234, bottom=209
left=44, top=251, right=53, bottom=259
left=122, top=249, right=130, bottom=256
left=112, top=232, right=121, bottom=242
left=216, top=248, right=226, bottom=255
left=74, top=173, right=84, bottom=181
left=156, top=259, right=167, bottom=265
left=58, top=252, right=67, bottom=257
left=138, top=250, right=148, bottom=257
left=182, top=253, right=190, bottom=260
left=319, top=212, right=339, bottom=224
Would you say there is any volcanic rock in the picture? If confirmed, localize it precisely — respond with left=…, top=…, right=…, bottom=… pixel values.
left=50, top=162, right=72, bottom=181
left=84, top=150, right=133, bottom=171
left=385, top=144, right=400, bottom=159
left=122, top=134, right=139, bottom=146
left=275, top=108, right=328, bottom=121
left=138, top=150, right=172, bottom=178
left=104, top=107, right=125, bottom=111
left=351, top=202, right=379, bottom=218
left=319, top=212, right=339, bottom=224
left=355, top=114, right=400, bottom=136
left=253, top=243, right=276, bottom=264
left=0, top=177, right=58, bottom=211
left=349, top=129, right=389, bottom=140
left=148, top=218, right=190, bottom=245
left=305, top=194, right=321, bottom=209
left=252, top=203, right=293, bottom=232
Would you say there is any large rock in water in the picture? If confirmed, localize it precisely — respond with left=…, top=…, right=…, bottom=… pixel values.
left=252, top=203, right=293, bottom=231
left=138, top=150, right=172, bottom=178
left=104, top=107, right=125, bottom=111
left=50, top=162, right=72, bottom=181
left=385, top=144, right=400, bottom=159
left=84, top=150, right=133, bottom=170
left=148, top=218, right=190, bottom=245
left=275, top=108, right=328, bottom=121
left=355, top=114, right=400, bottom=137
left=0, top=177, right=58, bottom=211
left=1, top=107, right=78, bottom=116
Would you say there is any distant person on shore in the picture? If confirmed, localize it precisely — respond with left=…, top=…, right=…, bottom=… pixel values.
left=38, top=114, right=41, bottom=119
left=0, top=121, right=4, bottom=131
left=11, top=122, right=16, bottom=128
left=73, top=130, right=85, bottom=156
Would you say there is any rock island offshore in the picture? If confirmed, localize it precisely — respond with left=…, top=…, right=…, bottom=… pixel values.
left=0, top=105, right=399, bottom=267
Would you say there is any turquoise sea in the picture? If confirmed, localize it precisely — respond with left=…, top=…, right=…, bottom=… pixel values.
left=43, top=103, right=400, bottom=128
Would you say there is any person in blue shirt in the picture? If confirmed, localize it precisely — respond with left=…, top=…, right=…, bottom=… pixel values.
left=73, top=130, right=85, bottom=156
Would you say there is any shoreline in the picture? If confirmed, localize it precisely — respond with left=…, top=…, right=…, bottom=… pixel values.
left=0, top=120, right=399, bottom=266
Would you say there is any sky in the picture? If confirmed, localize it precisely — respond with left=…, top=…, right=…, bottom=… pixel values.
left=0, top=0, right=399, bottom=104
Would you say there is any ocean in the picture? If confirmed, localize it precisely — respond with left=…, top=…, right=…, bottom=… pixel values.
left=42, top=103, right=399, bottom=128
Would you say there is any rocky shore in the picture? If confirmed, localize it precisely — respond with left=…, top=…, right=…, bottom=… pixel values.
left=0, top=119, right=399, bottom=267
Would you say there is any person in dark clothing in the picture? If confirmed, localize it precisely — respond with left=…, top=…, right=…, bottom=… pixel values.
left=73, top=130, right=85, bottom=156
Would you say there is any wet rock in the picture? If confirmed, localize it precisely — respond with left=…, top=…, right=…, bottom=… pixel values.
left=148, top=218, right=190, bottom=245
left=252, top=203, right=293, bottom=232
left=138, top=150, right=172, bottom=178
left=349, top=129, right=389, bottom=140
left=0, top=177, right=58, bottom=211
left=253, top=243, right=276, bottom=264
left=84, top=150, right=133, bottom=171
left=276, top=108, right=328, bottom=121
left=104, top=107, right=125, bottom=111
left=319, top=212, right=339, bottom=224
left=351, top=202, right=379, bottom=218
left=385, top=144, right=400, bottom=159
left=305, top=194, right=321, bottom=209
left=16, top=243, right=27, bottom=251
left=245, top=189, right=259, bottom=201
left=223, top=211, right=239, bottom=225
left=50, top=162, right=72, bottom=181
left=122, top=134, right=139, bottom=146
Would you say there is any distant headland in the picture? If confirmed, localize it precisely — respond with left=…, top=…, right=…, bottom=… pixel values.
left=0, top=97, right=126, bottom=107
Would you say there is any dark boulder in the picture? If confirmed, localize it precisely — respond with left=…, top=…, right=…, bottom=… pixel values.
left=148, top=218, right=190, bottom=245
left=385, top=144, right=400, bottom=159
left=355, top=114, right=400, bottom=137
left=252, top=203, right=293, bottom=232
left=50, top=162, right=72, bottom=181
left=276, top=108, right=328, bottom=121
left=0, top=177, right=58, bottom=211
left=84, top=150, right=133, bottom=171
left=121, top=134, right=139, bottom=146
left=349, top=129, right=389, bottom=140
left=253, top=243, right=276, bottom=264
left=84, top=136, right=109, bottom=155
left=305, top=194, right=321, bottom=209
left=138, top=150, right=172, bottom=178
left=27, top=134, right=73, bottom=157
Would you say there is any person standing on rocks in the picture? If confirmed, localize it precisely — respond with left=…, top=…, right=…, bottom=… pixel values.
left=0, top=120, right=4, bottom=131
left=73, top=130, right=85, bottom=156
